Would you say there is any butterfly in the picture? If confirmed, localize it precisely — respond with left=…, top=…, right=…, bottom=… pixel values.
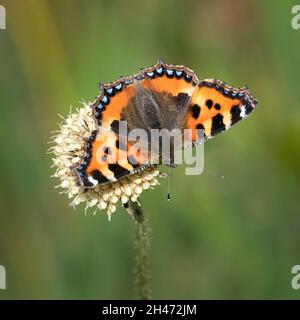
left=74, top=59, right=258, bottom=187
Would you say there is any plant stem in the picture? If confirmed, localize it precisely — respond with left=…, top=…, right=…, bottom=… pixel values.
left=126, top=200, right=151, bottom=300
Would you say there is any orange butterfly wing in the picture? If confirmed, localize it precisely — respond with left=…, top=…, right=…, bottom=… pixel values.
left=185, top=79, right=258, bottom=142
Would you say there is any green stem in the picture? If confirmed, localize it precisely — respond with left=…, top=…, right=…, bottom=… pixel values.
left=127, top=200, right=151, bottom=300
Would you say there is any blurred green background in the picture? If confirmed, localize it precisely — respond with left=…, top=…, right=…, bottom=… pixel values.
left=0, top=0, right=300, bottom=299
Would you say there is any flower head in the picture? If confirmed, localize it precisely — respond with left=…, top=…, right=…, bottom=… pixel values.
left=49, top=103, right=163, bottom=219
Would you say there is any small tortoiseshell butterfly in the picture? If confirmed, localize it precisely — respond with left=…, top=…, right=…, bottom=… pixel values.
left=75, top=59, right=258, bottom=187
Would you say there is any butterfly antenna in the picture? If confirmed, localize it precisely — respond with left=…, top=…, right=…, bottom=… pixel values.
left=167, top=165, right=171, bottom=201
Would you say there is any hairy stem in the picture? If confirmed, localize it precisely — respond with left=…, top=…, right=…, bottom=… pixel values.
left=126, top=200, right=151, bottom=300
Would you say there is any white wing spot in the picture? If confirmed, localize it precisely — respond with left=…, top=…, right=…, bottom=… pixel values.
left=240, top=105, right=246, bottom=118
left=88, top=176, right=99, bottom=186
